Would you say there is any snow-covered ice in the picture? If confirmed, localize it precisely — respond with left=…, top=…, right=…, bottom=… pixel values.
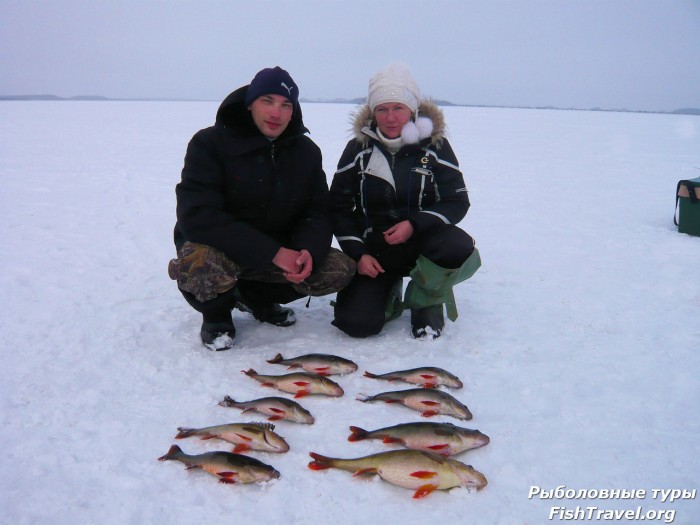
left=1, top=101, right=698, bottom=524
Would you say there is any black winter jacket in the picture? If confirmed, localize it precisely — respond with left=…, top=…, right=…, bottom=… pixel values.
left=329, top=101, right=470, bottom=261
left=174, top=86, right=332, bottom=269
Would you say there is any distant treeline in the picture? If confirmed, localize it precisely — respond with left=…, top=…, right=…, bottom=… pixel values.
left=2, top=94, right=698, bottom=116
left=1, top=95, right=111, bottom=101
left=299, top=97, right=458, bottom=107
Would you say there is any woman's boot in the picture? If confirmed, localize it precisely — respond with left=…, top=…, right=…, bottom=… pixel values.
left=411, top=304, right=445, bottom=339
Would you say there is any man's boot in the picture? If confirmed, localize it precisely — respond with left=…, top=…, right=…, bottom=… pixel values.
left=233, top=288, right=296, bottom=327
left=200, top=318, right=236, bottom=351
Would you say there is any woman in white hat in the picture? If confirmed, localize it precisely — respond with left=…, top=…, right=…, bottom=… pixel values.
left=330, top=63, right=481, bottom=339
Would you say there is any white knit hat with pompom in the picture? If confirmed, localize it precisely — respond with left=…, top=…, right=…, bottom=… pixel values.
left=367, top=63, right=421, bottom=113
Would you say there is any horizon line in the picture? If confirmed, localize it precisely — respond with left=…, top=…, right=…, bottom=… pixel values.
left=0, top=94, right=698, bottom=116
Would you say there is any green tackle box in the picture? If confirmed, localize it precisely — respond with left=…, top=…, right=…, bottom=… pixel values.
left=675, top=177, right=700, bottom=237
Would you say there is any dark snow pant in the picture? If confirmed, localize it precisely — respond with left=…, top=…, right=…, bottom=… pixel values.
left=332, top=224, right=474, bottom=338
left=179, top=247, right=356, bottom=324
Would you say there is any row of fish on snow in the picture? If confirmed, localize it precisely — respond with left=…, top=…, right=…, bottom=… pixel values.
left=158, top=352, right=490, bottom=499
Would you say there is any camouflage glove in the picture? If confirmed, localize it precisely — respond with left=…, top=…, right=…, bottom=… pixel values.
left=168, top=242, right=240, bottom=302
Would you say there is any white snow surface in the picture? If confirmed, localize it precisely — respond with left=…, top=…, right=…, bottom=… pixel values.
left=2, top=101, right=699, bottom=524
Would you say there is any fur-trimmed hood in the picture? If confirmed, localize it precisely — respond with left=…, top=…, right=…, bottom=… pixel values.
left=350, top=99, right=447, bottom=148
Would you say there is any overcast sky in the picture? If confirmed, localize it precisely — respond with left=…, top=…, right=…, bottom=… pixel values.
left=2, top=0, right=699, bottom=111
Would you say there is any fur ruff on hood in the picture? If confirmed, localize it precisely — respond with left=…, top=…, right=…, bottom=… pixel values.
left=350, top=99, right=447, bottom=148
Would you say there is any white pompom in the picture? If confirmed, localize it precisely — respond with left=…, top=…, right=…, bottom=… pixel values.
left=401, top=121, right=420, bottom=144
left=415, top=116, right=433, bottom=140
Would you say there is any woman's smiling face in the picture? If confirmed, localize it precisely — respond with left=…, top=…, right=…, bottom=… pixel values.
left=374, top=102, right=412, bottom=139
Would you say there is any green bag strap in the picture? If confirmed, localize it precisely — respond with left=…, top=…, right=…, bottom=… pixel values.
left=688, top=180, right=700, bottom=203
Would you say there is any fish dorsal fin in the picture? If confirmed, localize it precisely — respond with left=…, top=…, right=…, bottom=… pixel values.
left=247, top=422, right=275, bottom=431
left=433, top=425, right=457, bottom=437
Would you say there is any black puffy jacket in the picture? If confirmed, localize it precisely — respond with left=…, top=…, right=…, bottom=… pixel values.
left=174, top=86, right=332, bottom=269
left=329, top=101, right=470, bottom=261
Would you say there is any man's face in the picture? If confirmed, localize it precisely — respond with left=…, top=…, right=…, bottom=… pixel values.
left=248, top=94, right=294, bottom=139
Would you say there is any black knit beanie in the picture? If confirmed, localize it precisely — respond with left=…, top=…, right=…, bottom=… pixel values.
left=244, top=66, right=299, bottom=107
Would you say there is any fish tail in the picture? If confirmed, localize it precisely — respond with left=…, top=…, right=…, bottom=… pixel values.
left=356, top=393, right=370, bottom=402
left=348, top=426, right=369, bottom=442
left=242, top=368, right=257, bottom=377
left=218, top=396, right=236, bottom=407
left=174, top=427, right=198, bottom=439
left=363, top=371, right=378, bottom=379
left=266, top=353, right=283, bottom=364
left=157, top=444, right=183, bottom=462
left=308, top=452, right=333, bottom=470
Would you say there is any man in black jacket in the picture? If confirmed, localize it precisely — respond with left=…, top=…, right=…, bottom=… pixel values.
left=169, top=67, right=355, bottom=350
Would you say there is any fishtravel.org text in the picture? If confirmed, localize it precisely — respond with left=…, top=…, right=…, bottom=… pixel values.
left=529, top=486, right=697, bottom=523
